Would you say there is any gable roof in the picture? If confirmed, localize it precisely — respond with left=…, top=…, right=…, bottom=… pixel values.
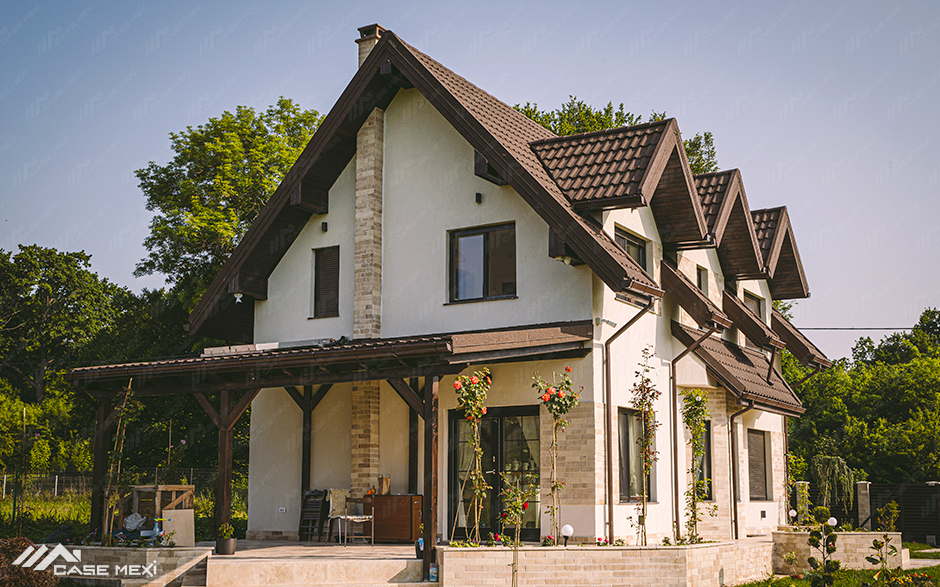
left=693, top=169, right=764, bottom=278
left=672, top=321, right=804, bottom=416
left=188, top=30, right=663, bottom=341
left=771, top=309, right=831, bottom=369
left=531, top=120, right=708, bottom=246
left=660, top=260, right=731, bottom=331
left=750, top=207, right=809, bottom=299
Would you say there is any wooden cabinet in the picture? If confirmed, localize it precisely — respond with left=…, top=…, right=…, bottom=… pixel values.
left=373, top=495, right=422, bottom=543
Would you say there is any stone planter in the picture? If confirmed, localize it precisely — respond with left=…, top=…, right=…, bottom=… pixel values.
left=772, top=528, right=904, bottom=572
left=216, top=538, right=237, bottom=555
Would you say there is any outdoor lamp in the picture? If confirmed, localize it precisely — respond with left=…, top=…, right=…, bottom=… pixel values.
left=561, top=525, right=574, bottom=547
left=827, top=517, right=837, bottom=528
left=788, top=509, right=797, bottom=522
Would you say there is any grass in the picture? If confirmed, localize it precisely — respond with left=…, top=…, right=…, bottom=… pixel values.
left=907, top=542, right=940, bottom=560
left=737, top=565, right=940, bottom=587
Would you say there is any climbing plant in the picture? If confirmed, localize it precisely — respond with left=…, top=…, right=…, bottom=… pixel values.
left=533, top=365, right=581, bottom=546
left=629, top=346, right=661, bottom=546
left=451, top=369, right=491, bottom=543
left=680, top=388, right=715, bottom=541
left=811, top=454, right=855, bottom=510
left=500, top=472, right=538, bottom=587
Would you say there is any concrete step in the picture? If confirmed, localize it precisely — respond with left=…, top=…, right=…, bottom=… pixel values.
left=181, top=557, right=208, bottom=586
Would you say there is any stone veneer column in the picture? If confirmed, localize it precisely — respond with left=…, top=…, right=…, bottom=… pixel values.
left=348, top=24, right=386, bottom=496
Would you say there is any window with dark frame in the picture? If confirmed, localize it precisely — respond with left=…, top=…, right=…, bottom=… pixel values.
left=747, top=428, right=769, bottom=501
left=614, top=227, right=647, bottom=271
left=618, top=408, right=650, bottom=501
left=743, top=291, right=765, bottom=348
left=450, top=223, right=516, bottom=302
left=695, top=420, right=713, bottom=500
left=310, top=245, right=340, bottom=319
left=697, top=266, right=708, bottom=296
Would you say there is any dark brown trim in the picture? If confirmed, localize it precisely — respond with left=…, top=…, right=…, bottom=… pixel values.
left=660, top=261, right=731, bottom=331
left=422, top=375, right=439, bottom=579
left=722, top=291, right=785, bottom=352
left=388, top=378, right=424, bottom=415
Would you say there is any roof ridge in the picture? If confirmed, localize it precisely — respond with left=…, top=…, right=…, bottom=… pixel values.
left=529, top=118, right=674, bottom=147
left=693, top=168, right=738, bottom=180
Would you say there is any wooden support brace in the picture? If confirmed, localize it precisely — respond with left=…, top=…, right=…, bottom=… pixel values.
left=387, top=378, right=424, bottom=415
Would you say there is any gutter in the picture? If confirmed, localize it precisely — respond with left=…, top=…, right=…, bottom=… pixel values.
left=670, top=325, right=717, bottom=541
left=604, top=297, right=655, bottom=543
left=729, top=400, right=754, bottom=539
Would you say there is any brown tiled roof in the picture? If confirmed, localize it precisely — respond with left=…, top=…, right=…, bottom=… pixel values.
left=672, top=322, right=804, bottom=416
left=751, top=207, right=783, bottom=270
left=660, top=261, right=731, bottom=331
left=750, top=207, right=809, bottom=299
left=771, top=309, right=831, bottom=369
left=530, top=121, right=669, bottom=207
left=722, top=290, right=785, bottom=351
left=693, top=170, right=735, bottom=235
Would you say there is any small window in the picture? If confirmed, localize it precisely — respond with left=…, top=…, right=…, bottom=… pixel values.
left=747, top=429, right=769, bottom=501
left=618, top=409, right=651, bottom=501
left=310, top=246, right=340, bottom=318
left=697, top=266, right=708, bottom=296
left=450, top=223, right=516, bottom=302
left=743, top=292, right=764, bottom=348
left=615, top=227, right=647, bottom=271
left=695, top=421, right=713, bottom=500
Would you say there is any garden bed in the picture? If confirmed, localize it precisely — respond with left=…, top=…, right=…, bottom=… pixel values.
left=438, top=540, right=773, bottom=587
left=772, top=528, right=904, bottom=573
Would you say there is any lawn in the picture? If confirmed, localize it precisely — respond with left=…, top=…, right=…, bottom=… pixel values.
left=738, top=565, right=940, bottom=587
left=907, top=543, right=940, bottom=560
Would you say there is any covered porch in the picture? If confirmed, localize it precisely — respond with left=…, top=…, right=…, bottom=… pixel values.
left=65, top=321, right=592, bottom=579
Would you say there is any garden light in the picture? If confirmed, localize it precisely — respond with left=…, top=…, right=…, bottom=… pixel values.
left=827, top=517, right=837, bottom=527
left=561, top=525, right=573, bottom=547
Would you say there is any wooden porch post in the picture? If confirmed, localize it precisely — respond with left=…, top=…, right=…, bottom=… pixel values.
left=90, top=400, right=110, bottom=536
left=422, top=375, right=439, bottom=579
left=216, top=390, right=233, bottom=529
left=408, top=377, right=419, bottom=495
left=301, top=385, right=313, bottom=493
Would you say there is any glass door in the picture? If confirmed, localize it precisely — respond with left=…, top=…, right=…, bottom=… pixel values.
left=449, top=406, right=540, bottom=542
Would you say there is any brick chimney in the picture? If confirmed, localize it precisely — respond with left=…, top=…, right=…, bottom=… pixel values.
left=350, top=23, right=386, bottom=496
left=355, top=24, right=386, bottom=67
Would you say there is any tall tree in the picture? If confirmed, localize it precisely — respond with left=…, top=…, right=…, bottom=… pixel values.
left=515, top=96, right=718, bottom=174
left=134, top=97, right=323, bottom=306
left=0, top=245, right=121, bottom=402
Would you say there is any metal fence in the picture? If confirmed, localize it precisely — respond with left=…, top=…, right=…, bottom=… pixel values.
left=0, top=468, right=247, bottom=500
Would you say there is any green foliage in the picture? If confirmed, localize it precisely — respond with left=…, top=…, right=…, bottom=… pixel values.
left=806, top=521, right=841, bottom=587
left=0, top=245, right=122, bottom=403
left=134, top=97, right=322, bottom=303
left=629, top=346, right=661, bottom=545
left=499, top=472, right=538, bottom=587
left=797, top=483, right=813, bottom=526
left=877, top=501, right=899, bottom=533
left=867, top=533, right=901, bottom=587
left=680, top=388, right=714, bottom=541
left=452, top=370, right=491, bottom=544
left=812, top=506, right=831, bottom=524
left=514, top=96, right=717, bottom=175
left=811, top=454, right=854, bottom=510
left=786, top=308, right=940, bottom=484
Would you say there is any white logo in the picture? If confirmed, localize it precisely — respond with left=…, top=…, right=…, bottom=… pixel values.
left=12, top=544, right=81, bottom=571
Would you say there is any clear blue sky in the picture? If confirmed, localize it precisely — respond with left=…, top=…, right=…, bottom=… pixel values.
left=1, top=0, right=938, bottom=360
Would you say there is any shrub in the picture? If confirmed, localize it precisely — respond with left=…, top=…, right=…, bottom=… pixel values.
left=813, top=506, right=831, bottom=524
left=878, top=501, right=899, bottom=533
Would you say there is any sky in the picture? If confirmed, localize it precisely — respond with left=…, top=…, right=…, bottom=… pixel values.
left=1, top=0, right=938, bottom=361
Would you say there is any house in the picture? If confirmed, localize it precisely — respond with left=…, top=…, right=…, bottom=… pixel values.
left=67, top=23, right=831, bottom=559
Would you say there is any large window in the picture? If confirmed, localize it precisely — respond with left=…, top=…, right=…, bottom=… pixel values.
left=695, top=420, right=713, bottom=500
left=310, top=246, right=339, bottom=318
left=747, top=429, right=769, bottom=501
left=450, top=223, right=516, bottom=302
left=618, top=409, right=650, bottom=501
left=615, top=227, right=647, bottom=271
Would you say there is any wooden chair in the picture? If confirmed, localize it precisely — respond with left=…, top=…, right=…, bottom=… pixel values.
left=298, top=489, right=326, bottom=542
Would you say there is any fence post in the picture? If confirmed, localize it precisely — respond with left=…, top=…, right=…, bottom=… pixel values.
left=54, top=475, right=58, bottom=497
left=2, top=474, right=5, bottom=498
left=857, top=481, right=871, bottom=530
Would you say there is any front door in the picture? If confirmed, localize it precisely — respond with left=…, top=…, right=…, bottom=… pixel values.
left=449, top=406, right=540, bottom=542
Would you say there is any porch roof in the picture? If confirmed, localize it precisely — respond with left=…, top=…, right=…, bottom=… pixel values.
left=671, top=321, right=804, bottom=417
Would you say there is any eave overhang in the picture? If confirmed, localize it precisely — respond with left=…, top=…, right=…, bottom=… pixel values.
left=660, top=260, right=731, bottom=331
left=771, top=309, right=831, bottom=369
left=721, top=290, right=786, bottom=352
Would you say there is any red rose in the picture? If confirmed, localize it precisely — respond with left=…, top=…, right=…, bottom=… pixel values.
left=548, top=387, right=556, bottom=395
left=523, top=502, right=528, bottom=510
left=541, top=393, right=550, bottom=402
left=470, top=375, right=479, bottom=384
left=565, top=366, right=571, bottom=373
left=466, top=414, right=472, bottom=421
left=486, top=376, right=491, bottom=385
left=481, top=406, right=487, bottom=415
left=454, top=380, right=462, bottom=390
left=558, top=389, right=565, bottom=398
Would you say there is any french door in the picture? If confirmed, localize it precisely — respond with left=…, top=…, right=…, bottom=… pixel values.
left=448, top=406, right=540, bottom=542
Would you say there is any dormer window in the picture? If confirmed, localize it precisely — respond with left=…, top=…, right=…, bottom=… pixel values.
left=697, top=265, right=708, bottom=295
left=614, top=227, right=647, bottom=271
left=743, top=291, right=765, bottom=348
left=449, top=223, right=516, bottom=302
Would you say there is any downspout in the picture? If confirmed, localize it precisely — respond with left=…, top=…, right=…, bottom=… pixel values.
left=729, top=400, right=754, bottom=539
left=670, top=326, right=716, bottom=541
left=604, top=297, right=655, bottom=543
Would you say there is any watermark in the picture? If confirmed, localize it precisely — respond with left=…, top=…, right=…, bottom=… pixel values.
left=12, top=543, right=158, bottom=578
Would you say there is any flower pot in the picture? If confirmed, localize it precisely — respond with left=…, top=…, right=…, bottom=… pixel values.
left=415, top=538, right=423, bottom=559
left=216, top=538, right=237, bottom=555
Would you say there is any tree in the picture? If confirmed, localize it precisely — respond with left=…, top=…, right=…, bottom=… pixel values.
left=0, top=245, right=121, bottom=403
left=515, top=96, right=718, bottom=174
left=134, top=98, right=323, bottom=305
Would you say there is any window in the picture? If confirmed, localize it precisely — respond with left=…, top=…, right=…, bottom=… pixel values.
left=310, top=246, right=339, bottom=318
left=697, top=266, right=708, bottom=296
left=615, top=227, right=647, bottom=271
left=743, top=292, right=764, bottom=348
left=694, top=421, right=713, bottom=500
left=747, top=429, right=769, bottom=501
left=450, top=223, right=516, bottom=302
left=618, top=409, right=650, bottom=501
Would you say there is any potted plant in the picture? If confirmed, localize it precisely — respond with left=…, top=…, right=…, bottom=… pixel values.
left=415, top=523, right=423, bottom=559
left=216, top=523, right=236, bottom=555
